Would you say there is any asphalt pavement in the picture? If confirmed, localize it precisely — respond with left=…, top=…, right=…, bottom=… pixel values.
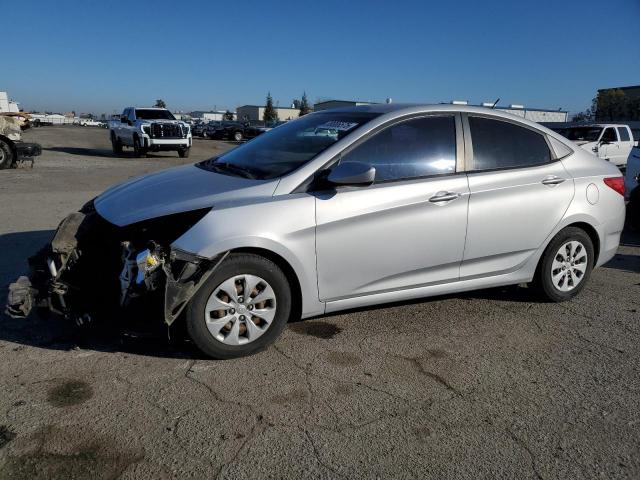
left=0, top=126, right=638, bottom=479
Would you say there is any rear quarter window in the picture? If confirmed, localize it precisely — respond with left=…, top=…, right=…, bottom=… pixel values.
left=469, top=117, right=552, bottom=170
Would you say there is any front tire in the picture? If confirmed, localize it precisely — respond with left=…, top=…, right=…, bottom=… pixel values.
left=111, top=134, right=123, bottom=155
left=0, top=139, right=14, bottom=169
left=532, top=227, right=594, bottom=302
left=233, top=131, right=243, bottom=142
left=133, top=136, right=145, bottom=157
left=186, top=253, right=291, bottom=359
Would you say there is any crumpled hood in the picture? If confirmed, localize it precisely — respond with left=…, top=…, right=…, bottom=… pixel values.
left=95, top=164, right=277, bottom=226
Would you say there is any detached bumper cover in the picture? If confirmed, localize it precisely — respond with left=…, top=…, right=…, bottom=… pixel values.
left=16, top=142, right=42, bottom=159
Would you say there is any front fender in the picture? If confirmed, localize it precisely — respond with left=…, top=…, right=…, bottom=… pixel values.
left=171, top=194, right=324, bottom=318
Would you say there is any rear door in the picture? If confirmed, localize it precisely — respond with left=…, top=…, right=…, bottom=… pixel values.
left=461, top=115, right=574, bottom=278
left=315, top=114, right=469, bottom=301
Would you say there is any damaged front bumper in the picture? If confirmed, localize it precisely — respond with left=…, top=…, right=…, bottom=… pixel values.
left=5, top=205, right=224, bottom=327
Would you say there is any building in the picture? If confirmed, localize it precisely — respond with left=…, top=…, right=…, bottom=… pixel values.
left=597, top=85, right=640, bottom=100
left=236, top=105, right=300, bottom=122
left=493, top=104, right=568, bottom=123
left=29, top=113, right=69, bottom=125
left=0, top=92, right=20, bottom=113
left=314, top=98, right=568, bottom=122
left=313, top=100, right=376, bottom=111
left=189, top=110, right=236, bottom=122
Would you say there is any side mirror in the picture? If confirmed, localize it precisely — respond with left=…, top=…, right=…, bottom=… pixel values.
left=327, top=162, right=375, bottom=187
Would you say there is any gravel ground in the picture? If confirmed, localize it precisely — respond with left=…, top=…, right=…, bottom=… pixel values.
left=0, top=126, right=638, bottom=479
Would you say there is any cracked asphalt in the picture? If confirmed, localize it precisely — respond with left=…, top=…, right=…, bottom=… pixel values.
left=0, top=126, right=639, bottom=479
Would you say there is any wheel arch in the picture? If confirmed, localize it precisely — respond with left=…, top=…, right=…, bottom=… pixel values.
left=0, top=134, right=17, bottom=158
left=563, top=221, right=600, bottom=264
left=230, top=246, right=303, bottom=322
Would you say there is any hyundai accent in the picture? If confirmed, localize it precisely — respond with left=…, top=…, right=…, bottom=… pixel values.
left=6, top=104, right=626, bottom=359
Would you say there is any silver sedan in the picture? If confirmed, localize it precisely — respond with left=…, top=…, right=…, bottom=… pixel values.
left=8, top=104, right=626, bottom=359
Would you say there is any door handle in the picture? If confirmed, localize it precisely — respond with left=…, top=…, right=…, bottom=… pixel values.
left=429, top=191, right=461, bottom=203
left=541, top=175, right=566, bottom=186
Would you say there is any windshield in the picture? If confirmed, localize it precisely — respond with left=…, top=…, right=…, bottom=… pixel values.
left=135, top=109, right=176, bottom=120
left=198, top=112, right=380, bottom=179
left=565, top=127, right=602, bottom=142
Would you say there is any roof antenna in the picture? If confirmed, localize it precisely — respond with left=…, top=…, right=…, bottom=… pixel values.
left=491, top=98, right=500, bottom=109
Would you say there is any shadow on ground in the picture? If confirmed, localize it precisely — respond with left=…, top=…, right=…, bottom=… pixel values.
left=45, top=147, right=116, bottom=158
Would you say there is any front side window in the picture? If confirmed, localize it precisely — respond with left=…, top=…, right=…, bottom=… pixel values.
left=340, top=116, right=457, bottom=182
left=617, top=127, right=631, bottom=142
left=601, top=128, right=618, bottom=143
left=469, top=117, right=551, bottom=170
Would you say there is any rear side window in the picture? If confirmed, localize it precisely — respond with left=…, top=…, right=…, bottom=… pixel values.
left=341, top=116, right=457, bottom=182
left=602, top=128, right=618, bottom=142
left=469, top=117, right=552, bottom=170
left=617, top=127, right=630, bottom=142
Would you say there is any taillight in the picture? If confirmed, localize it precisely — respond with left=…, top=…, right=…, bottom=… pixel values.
left=603, top=177, right=625, bottom=196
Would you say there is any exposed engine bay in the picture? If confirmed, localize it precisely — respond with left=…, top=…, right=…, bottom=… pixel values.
left=6, top=201, right=226, bottom=328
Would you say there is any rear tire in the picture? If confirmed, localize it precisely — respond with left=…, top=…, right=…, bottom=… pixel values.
left=186, top=253, right=291, bottom=359
left=532, top=227, right=594, bottom=302
left=0, top=139, right=14, bottom=169
left=178, top=147, right=190, bottom=158
left=233, top=131, right=243, bottom=142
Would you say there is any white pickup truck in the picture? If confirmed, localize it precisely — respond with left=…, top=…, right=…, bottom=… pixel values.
left=110, top=107, right=192, bottom=158
left=563, top=124, right=634, bottom=168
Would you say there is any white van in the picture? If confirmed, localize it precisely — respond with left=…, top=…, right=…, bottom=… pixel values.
left=564, top=124, right=634, bottom=168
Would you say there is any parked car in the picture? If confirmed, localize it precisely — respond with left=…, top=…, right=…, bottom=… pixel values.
left=191, top=123, right=209, bottom=137
left=0, top=113, right=42, bottom=168
left=563, top=124, right=634, bottom=168
left=206, top=121, right=246, bottom=142
left=79, top=119, right=105, bottom=127
left=7, top=104, right=625, bottom=359
left=243, top=121, right=287, bottom=140
left=109, top=107, right=192, bottom=157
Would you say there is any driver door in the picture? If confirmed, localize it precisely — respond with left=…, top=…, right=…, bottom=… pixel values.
left=314, top=114, right=469, bottom=301
left=599, top=127, right=621, bottom=164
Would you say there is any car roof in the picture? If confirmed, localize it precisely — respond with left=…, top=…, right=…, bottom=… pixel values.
left=314, top=103, right=566, bottom=137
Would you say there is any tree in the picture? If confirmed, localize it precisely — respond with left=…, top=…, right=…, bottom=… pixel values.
left=223, top=110, right=234, bottom=121
left=263, top=92, right=278, bottom=123
left=592, top=88, right=640, bottom=121
left=298, top=92, right=311, bottom=116
left=154, top=99, right=167, bottom=108
left=572, top=108, right=593, bottom=123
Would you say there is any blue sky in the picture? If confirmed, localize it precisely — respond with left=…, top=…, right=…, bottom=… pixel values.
left=4, top=0, right=640, bottom=115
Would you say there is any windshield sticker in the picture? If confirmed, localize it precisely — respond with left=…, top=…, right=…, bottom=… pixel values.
left=316, top=121, right=358, bottom=131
